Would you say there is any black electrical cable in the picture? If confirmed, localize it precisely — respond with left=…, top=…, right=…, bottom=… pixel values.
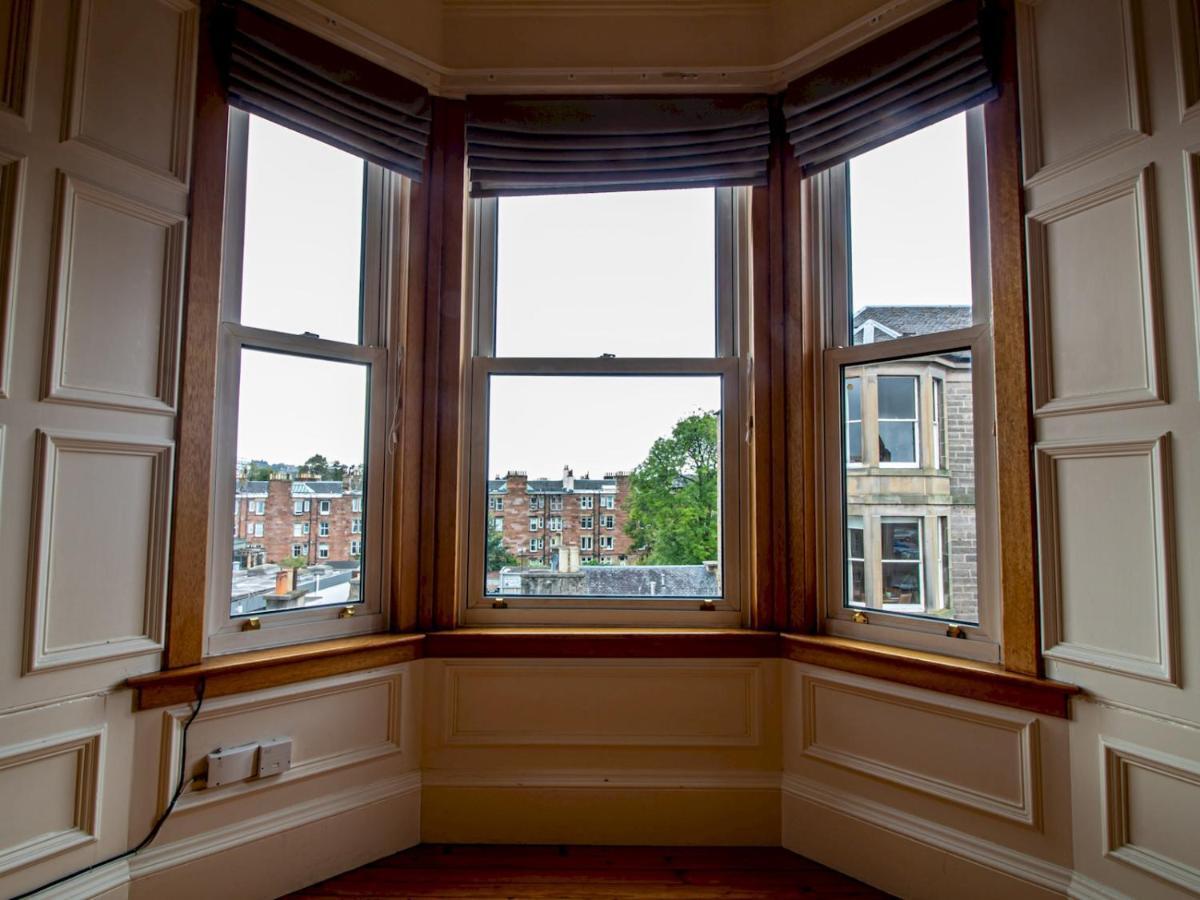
left=10, top=678, right=207, bottom=900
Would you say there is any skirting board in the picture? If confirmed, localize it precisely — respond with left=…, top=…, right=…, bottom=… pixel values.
left=781, top=775, right=1121, bottom=900
left=23, top=772, right=421, bottom=900
left=422, top=770, right=781, bottom=845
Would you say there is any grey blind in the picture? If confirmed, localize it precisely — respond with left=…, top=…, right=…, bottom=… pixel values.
left=221, top=2, right=432, bottom=181
left=465, top=95, right=770, bottom=197
left=783, top=0, right=998, bottom=177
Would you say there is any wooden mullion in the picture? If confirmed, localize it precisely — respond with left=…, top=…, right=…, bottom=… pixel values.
left=986, top=0, right=1041, bottom=676
left=164, top=0, right=228, bottom=668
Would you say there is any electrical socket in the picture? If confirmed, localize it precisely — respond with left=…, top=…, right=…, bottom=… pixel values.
left=257, top=737, right=292, bottom=778
left=206, top=743, right=258, bottom=787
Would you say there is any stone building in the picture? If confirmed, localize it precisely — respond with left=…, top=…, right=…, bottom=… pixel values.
left=233, top=477, right=364, bottom=568
left=488, top=467, right=635, bottom=567
left=844, top=306, right=978, bottom=621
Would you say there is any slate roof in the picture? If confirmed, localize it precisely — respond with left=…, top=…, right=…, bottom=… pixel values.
left=236, top=480, right=361, bottom=497
left=853, top=305, right=972, bottom=337
left=488, top=476, right=620, bottom=494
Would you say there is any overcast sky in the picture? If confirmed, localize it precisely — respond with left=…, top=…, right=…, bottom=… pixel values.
left=235, top=111, right=972, bottom=475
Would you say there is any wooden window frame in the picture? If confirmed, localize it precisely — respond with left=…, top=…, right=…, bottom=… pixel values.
left=158, top=1, right=1052, bottom=708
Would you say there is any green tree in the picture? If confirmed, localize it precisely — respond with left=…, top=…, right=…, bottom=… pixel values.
left=329, top=460, right=348, bottom=481
left=245, top=462, right=273, bottom=481
left=486, top=526, right=518, bottom=571
left=625, top=411, right=719, bottom=565
left=300, top=454, right=329, bottom=478
left=279, top=556, right=307, bottom=569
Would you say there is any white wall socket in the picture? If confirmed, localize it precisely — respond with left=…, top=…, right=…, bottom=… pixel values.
left=206, top=743, right=257, bottom=787
left=257, top=737, right=292, bottom=778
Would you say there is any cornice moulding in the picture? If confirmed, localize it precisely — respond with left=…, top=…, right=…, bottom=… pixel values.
left=249, top=0, right=946, bottom=97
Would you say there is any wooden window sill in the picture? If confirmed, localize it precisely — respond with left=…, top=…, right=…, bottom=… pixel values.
left=780, top=633, right=1080, bottom=718
left=127, top=633, right=425, bottom=709
left=128, top=629, right=1078, bottom=717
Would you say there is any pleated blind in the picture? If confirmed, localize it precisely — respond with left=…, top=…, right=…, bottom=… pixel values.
left=782, top=0, right=998, bottom=177
left=220, top=2, right=432, bottom=181
left=465, top=95, right=771, bottom=197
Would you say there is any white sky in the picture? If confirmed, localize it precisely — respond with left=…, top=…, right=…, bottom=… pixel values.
left=849, top=112, right=972, bottom=310
left=234, top=113, right=971, bottom=472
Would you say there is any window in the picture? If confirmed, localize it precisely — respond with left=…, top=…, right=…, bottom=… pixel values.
left=581, top=555, right=593, bottom=564
left=549, top=535, right=561, bottom=548
left=529, top=517, right=541, bottom=532
left=291, top=544, right=304, bottom=558
left=493, top=517, right=504, bottom=532
left=599, top=535, right=614, bottom=550
left=253, top=500, right=265, bottom=515
left=466, top=188, right=747, bottom=624
left=318, top=521, right=329, bottom=537
left=253, top=522, right=264, bottom=537
left=293, top=523, right=303, bottom=537
left=820, top=109, right=996, bottom=661
left=206, top=111, right=392, bottom=654
left=351, top=519, right=362, bottom=534
left=489, top=496, right=503, bottom=511
left=844, top=377, right=863, bottom=465
left=530, top=537, right=543, bottom=552
left=351, top=496, right=363, bottom=513
left=350, top=539, right=361, bottom=556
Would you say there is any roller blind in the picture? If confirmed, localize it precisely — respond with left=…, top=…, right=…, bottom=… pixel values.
left=220, top=2, right=432, bottom=181
left=465, top=95, right=771, bottom=197
left=782, top=0, right=998, bottom=177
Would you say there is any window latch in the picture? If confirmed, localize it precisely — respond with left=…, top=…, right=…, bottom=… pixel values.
left=492, top=598, right=508, bottom=609
left=852, top=610, right=869, bottom=624
left=241, top=616, right=262, bottom=631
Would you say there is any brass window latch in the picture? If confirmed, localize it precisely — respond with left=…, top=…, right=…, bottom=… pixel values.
left=852, top=610, right=869, bottom=624
left=946, top=624, right=966, bottom=639
left=338, top=605, right=356, bottom=619
left=241, top=616, right=261, bottom=631
left=699, top=599, right=717, bottom=611
left=492, top=598, right=508, bottom=609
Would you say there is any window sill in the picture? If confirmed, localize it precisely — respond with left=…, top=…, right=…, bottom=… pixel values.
left=780, top=633, right=1079, bottom=717
left=128, top=629, right=1078, bottom=718
left=128, top=633, right=425, bottom=709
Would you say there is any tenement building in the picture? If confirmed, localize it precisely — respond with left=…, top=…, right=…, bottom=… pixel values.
left=488, top=467, right=635, bottom=567
left=845, top=306, right=977, bottom=621
left=233, top=478, right=364, bottom=568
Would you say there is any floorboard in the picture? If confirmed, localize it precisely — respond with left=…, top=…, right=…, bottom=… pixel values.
left=286, top=844, right=892, bottom=899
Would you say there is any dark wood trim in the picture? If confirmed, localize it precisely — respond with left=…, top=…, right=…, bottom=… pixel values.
left=129, top=634, right=426, bottom=709
left=164, top=0, right=228, bottom=669
left=780, top=633, right=1077, bottom=718
left=424, top=628, right=782, bottom=659
left=412, top=97, right=468, bottom=632
left=986, top=0, right=1042, bottom=677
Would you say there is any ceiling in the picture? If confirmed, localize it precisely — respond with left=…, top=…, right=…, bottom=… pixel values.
left=252, top=0, right=946, bottom=95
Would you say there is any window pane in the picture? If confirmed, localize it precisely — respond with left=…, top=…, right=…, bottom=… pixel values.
left=240, top=116, right=365, bottom=344
left=878, top=421, right=916, bottom=464
left=877, top=375, right=916, bottom=419
left=230, top=349, right=369, bottom=617
left=486, top=375, right=722, bottom=598
left=495, top=190, right=716, bottom=357
left=841, top=350, right=978, bottom=623
left=849, top=112, right=974, bottom=345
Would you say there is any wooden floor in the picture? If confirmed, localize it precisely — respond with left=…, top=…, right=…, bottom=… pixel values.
left=287, top=844, right=892, bottom=899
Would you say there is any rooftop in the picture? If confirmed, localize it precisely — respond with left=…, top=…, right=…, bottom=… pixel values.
left=853, top=305, right=972, bottom=338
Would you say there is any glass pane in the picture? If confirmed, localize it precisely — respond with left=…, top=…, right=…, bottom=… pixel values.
left=845, top=376, right=862, bottom=420
left=846, top=422, right=863, bottom=464
left=240, top=115, right=365, bottom=344
left=877, top=375, right=916, bottom=419
left=230, top=349, right=369, bottom=617
left=486, top=375, right=722, bottom=598
left=495, top=189, right=716, bottom=357
left=841, top=350, right=978, bottom=624
left=849, top=111, right=974, bottom=345
left=878, top=421, right=916, bottom=464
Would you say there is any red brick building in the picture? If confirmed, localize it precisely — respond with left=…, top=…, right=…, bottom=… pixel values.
left=234, top=478, right=364, bottom=568
left=488, top=467, right=636, bottom=567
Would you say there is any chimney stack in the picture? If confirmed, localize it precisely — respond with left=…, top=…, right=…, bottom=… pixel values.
left=562, top=465, right=574, bottom=493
